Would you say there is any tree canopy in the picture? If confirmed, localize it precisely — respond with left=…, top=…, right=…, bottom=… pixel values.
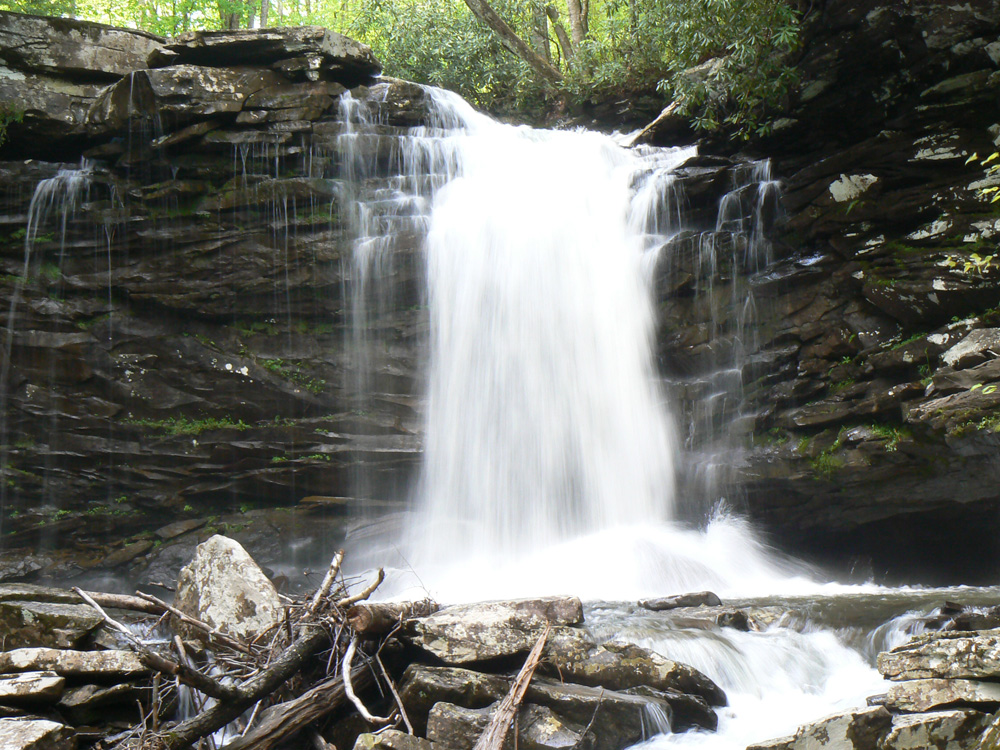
left=0, top=0, right=801, bottom=136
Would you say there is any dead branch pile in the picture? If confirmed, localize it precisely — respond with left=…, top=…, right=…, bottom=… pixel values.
left=70, top=551, right=436, bottom=750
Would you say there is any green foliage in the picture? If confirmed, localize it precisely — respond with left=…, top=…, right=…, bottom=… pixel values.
left=350, top=0, right=549, bottom=114
left=0, top=105, right=23, bottom=150
left=651, top=0, right=800, bottom=137
left=124, top=415, right=250, bottom=435
left=260, top=358, right=326, bottom=394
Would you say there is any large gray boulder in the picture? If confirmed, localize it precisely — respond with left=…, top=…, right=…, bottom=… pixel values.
left=881, top=709, right=989, bottom=750
left=546, top=638, right=726, bottom=707
left=397, top=664, right=671, bottom=750
left=405, top=597, right=583, bottom=664
left=0, top=717, right=76, bottom=750
left=746, top=706, right=892, bottom=750
left=0, top=11, right=162, bottom=78
left=878, top=629, right=1000, bottom=681
left=172, top=534, right=283, bottom=643
left=150, top=26, right=379, bottom=82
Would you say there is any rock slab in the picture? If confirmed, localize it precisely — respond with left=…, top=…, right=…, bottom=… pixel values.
left=0, top=717, right=76, bottom=750
left=406, top=597, right=584, bottom=664
left=878, top=629, right=1000, bottom=681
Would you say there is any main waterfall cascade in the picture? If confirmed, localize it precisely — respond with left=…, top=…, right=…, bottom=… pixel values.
left=333, top=86, right=900, bottom=749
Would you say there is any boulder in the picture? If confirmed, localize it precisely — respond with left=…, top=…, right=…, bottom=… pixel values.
left=941, top=329, right=1000, bottom=369
left=353, top=730, right=435, bottom=750
left=151, top=27, right=380, bottom=83
left=87, top=65, right=287, bottom=134
left=882, top=678, right=1000, bottom=713
left=57, top=683, right=142, bottom=724
left=0, top=717, right=76, bottom=750
left=172, top=534, right=283, bottom=643
left=0, top=671, right=64, bottom=703
left=881, top=709, right=989, bottom=750
left=746, top=706, right=892, bottom=750
left=397, top=665, right=672, bottom=746
left=405, top=597, right=583, bottom=664
left=0, top=70, right=103, bottom=143
left=878, top=629, right=1000, bottom=681
left=0, top=648, right=146, bottom=678
left=545, top=638, right=726, bottom=707
left=0, top=11, right=163, bottom=79
left=427, top=701, right=597, bottom=750
left=638, top=592, right=722, bottom=611
left=0, top=601, right=102, bottom=649
left=623, top=686, right=717, bottom=732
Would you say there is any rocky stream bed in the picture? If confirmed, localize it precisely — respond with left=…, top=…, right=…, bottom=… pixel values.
left=4, top=535, right=1000, bottom=750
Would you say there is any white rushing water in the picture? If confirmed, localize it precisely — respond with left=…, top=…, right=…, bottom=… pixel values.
left=337, top=85, right=894, bottom=750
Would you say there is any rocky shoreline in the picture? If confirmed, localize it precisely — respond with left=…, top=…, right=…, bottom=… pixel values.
left=2, top=535, right=1000, bottom=750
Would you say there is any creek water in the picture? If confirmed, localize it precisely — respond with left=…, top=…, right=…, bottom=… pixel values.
left=335, top=86, right=988, bottom=749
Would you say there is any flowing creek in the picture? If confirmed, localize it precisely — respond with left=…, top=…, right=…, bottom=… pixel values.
left=331, top=87, right=997, bottom=748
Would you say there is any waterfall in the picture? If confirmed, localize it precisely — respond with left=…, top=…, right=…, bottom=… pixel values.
left=335, top=87, right=818, bottom=601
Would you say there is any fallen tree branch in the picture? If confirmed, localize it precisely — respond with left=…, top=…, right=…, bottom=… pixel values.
left=345, top=600, right=439, bottom=635
left=343, top=636, right=393, bottom=725
left=134, top=591, right=253, bottom=655
left=116, top=624, right=333, bottom=750
left=78, top=591, right=165, bottom=616
left=336, top=568, right=385, bottom=608
left=224, top=664, right=374, bottom=750
left=305, top=549, right=345, bottom=619
left=473, top=625, right=550, bottom=750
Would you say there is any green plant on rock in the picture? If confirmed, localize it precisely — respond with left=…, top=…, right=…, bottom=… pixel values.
left=968, top=151, right=1000, bottom=203
left=0, top=105, right=24, bottom=150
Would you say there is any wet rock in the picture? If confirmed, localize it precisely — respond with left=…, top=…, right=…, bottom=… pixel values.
left=353, top=730, right=435, bottom=750
left=0, top=602, right=102, bottom=650
left=0, top=649, right=146, bottom=678
left=0, top=585, right=79, bottom=605
left=0, top=672, right=65, bottom=704
left=154, top=519, right=206, bottom=540
left=941, top=329, right=1000, bottom=369
left=57, top=683, right=142, bottom=725
left=0, top=10, right=163, bottom=78
left=0, top=717, right=76, bottom=750
left=398, top=664, right=671, bottom=746
left=88, top=65, right=286, bottom=133
left=881, top=709, right=989, bottom=750
left=152, top=26, right=380, bottom=83
left=405, top=597, right=583, bottom=664
left=624, top=686, right=717, bottom=732
left=0, top=71, right=104, bottom=143
left=746, top=706, right=891, bottom=750
left=638, top=592, right=722, bottom=611
left=100, top=541, right=155, bottom=568
left=546, top=639, right=726, bottom=707
left=883, top=678, right=1000, bottom=713
left=427, top=701, right=596, bottom=750
left=172, top=534, right=283, bottom=642
left=878, top=629, right=1000, bottom=681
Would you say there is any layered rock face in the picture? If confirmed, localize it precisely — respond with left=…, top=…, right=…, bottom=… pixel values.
left=651, top=0, right=1000, bottom=581
left=0, top=0, right=999, bottom=585
left=0, top=12, right=423, bottom=583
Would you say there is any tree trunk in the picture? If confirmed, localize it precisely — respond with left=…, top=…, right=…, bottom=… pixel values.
left=461, top=0, right=563, bottom=83
left=260, top=0, right=269, bottom=27
left=566, top=0, right=587, bottom=45
left=545, top=6, right=574, bottom=63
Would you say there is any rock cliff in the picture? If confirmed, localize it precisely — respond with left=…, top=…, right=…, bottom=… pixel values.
left=1, top=1, right=999, bottom=585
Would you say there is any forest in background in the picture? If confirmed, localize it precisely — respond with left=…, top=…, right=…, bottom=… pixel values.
left=0, top=0, right=800, bottom=134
